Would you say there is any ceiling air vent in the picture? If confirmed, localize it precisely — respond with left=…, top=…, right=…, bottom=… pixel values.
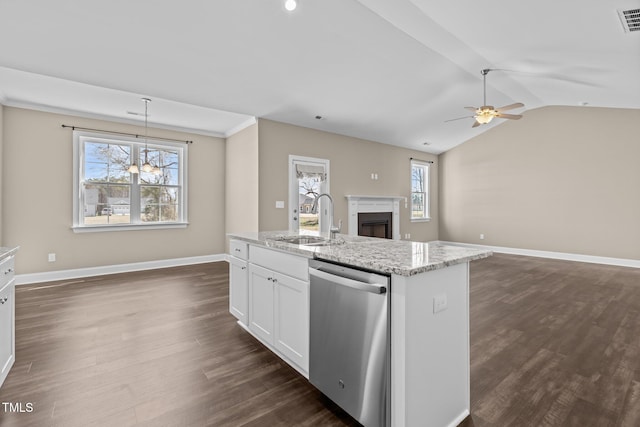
left=618, top=8, right=640, bottom=32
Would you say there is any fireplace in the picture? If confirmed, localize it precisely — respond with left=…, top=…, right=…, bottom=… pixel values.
left=358, top=212, right=392, bottom=239
left=346, top=195, right=403, bottom=240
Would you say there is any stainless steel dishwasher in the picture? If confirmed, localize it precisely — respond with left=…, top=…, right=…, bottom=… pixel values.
left=309, top=259, right=390, bottom=427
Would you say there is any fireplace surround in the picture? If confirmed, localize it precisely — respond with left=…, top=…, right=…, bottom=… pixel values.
left=345, top=195, right=403, bottom=240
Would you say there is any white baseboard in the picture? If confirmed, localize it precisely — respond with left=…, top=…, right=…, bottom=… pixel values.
left=15, top=254, right=228, bottom=285
left=437, top=241, right=640, bottom=269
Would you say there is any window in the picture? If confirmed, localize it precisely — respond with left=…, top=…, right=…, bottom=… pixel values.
left=73, top=131, right=188, bottom=231
left=411, top=160, right=430, bottom=221
left=288, top=155, right=330, bottom=233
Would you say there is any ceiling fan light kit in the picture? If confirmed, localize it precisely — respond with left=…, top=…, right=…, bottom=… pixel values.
left=447, top=69, right=525, bottom=128
left=474, top=107, right=496, bottom=124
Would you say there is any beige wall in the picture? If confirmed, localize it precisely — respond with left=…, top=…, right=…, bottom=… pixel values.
left=257, top=119, right=439, bottom=242
left=225, top=121, right=259, bottom=247
left=3, top=107, right=226, bottom=274
left=439, top=106, right=640, bottom=260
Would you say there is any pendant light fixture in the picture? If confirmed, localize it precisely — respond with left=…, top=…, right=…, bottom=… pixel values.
left=128, top=98, right=161, bottom=175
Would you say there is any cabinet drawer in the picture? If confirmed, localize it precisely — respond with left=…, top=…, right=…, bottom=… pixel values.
left=229, top=240, right=249, bottom=260
left=0, top=256, right=15, bottom=288
left=250, top=245, right=308, bottom=281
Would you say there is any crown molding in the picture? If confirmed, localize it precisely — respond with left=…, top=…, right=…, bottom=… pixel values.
left=2, top=98, right=230, bottom=139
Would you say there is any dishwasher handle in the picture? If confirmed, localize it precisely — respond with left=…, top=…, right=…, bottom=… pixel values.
left=310, top=267, right=387, bottom=294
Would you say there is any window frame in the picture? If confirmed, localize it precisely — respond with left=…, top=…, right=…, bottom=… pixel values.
left=410, top=160, right=430, bottom=222
left=72, top=130, right=188, bottom=233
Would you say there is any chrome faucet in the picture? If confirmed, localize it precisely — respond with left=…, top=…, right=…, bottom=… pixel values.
left=311, top=193, right=342, bottom=239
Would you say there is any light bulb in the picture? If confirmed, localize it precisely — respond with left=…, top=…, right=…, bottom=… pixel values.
left=285, top=0, right=297, bottom=11
left=474, top=108, right=495, bottom=125
left=127, top=163, right=139, bottom=174
left=141, top=162, right=153, bottom=173
left=475, top=115, right=493, bottom=125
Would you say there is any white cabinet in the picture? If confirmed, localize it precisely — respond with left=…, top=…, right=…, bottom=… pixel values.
left=229, top=240, right=310, bottom=375
left=0, top=254, right=16, bottom=389
left=229, top=240, right=249, bottom=326
left=274, top=270, right=309, bottom=371
left=244, top=245, right=310, bottom=375
left=229, top=256, right=249, bottom=325
left=248, top=264, right=275, bottom=343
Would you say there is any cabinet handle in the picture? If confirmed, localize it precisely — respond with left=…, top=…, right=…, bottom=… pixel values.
left=267, top=277, right=272, bottom=281
left=272, top=278, right=278, bottom=284
left=234, top=248, right=241, bottom=252
left=4, top=268, right=13, bottom=275
left=241, top=266, right=246, bottom=270
left=0, top=297, right=7, bottom=304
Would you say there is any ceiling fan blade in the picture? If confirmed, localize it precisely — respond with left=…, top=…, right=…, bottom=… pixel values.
left=472, top=120, right=481, bottom=128
left=444, top=115, right=474, bottom=123
left=464, top=106, right=478, bottom=112
left=496, top=113, right=522, bottom=120
left=495, top=102, right=524, bottom=112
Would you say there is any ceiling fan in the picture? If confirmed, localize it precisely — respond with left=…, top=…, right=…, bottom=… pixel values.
left=447, top=69, right=524, bottom=128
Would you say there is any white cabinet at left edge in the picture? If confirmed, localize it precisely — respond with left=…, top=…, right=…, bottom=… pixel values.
left=0, top=248, right=18, bottom=389
left=228, top=240, right=310, bottom=377
left=229, top=240, right=249, bottom=325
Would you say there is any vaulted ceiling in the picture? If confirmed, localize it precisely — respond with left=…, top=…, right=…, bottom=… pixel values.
left=0, top=0, right=638, bottom=154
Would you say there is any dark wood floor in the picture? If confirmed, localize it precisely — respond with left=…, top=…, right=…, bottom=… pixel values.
left=1, top=254, right=639, bottom=426
left=462, top=254, right=640, bottom=427
left=0, top=263, right=359, bottom=427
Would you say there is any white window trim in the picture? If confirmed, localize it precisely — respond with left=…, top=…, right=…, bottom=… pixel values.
left=72, top=130, right=188, bottom=232
left=410, top=160, right=431, bottom=222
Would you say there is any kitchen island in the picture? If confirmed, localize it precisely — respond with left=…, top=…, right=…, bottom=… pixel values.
left=227, top=231, right=491, bottom=427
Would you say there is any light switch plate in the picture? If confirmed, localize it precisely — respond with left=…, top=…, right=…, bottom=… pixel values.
left=275, top=201, right=285, bottom=209
left=433, top=293, right=447, bottom=314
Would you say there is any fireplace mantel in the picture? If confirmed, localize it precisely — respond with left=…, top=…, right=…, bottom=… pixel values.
left=345, top=195, right=404, bottom=240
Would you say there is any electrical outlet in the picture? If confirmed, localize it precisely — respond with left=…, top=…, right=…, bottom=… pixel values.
left=479, top=234, right=485, bottom=240
left=48, top=253, right=56, bottom=262
left=275, top=201, right=285, bottom=209
left=433, top=293, right=448, bottom=314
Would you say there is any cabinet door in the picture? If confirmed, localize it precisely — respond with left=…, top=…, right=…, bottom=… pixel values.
left=229, top=257, right=248, bottom=325
left=274, top=272, right=309, bottom=372
left=0, top=280, right=14, bottom=387
left=248, top=264, right=274, bottom=344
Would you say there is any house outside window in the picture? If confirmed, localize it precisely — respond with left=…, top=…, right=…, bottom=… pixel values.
left=72, top=131, right=188, bottom=232
left=411, top=160, right=430, bottom=221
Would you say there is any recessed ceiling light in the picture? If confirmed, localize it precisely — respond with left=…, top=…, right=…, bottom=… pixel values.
left=285, top=0, right=297, bottom=11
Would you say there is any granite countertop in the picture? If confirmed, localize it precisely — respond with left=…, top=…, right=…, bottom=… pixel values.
left=228, top=231, right=491, bottom=276
left=0, top=247, right=19, bottom=262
